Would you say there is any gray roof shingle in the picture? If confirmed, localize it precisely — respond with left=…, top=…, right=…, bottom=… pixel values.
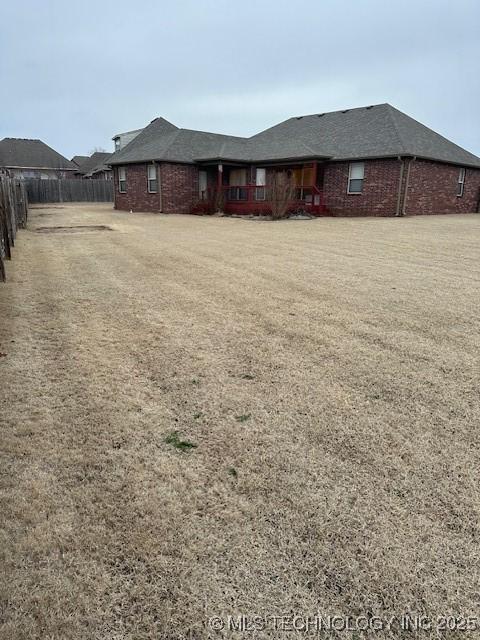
left=0, top=138, right=77, bottom=170
left=108, top=105, right=480, bottom=168
left=71, top=155, right=89, bottom=167
left=109, top=117, right=248, bottom=165
left=75, top=152, right=112, bottom=176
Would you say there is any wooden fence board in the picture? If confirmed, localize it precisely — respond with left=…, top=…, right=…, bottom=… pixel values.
left=0, top=176, right=28, bottom=282
left=24, top=179, right=113, bottom=204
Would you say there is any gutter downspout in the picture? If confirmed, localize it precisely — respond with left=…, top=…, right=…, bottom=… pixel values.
left=401, top=156, right=415, bottom=216
left=156, top=162, right=162, bottom=213
left=395, top=156, right=404, bottom=216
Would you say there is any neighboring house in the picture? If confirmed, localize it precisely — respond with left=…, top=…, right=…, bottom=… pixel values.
left=71, top=155, right=89, bottom=168
left=112, top=128, right=143, bottom=152
left=74, top=152, right=113, bottom=180
left=107, top=104, right=480, bottom=217
left=0, top=138, right=78, bottom=179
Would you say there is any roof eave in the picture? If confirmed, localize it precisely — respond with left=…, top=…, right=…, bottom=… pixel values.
left=2, top=164, right=77, bottom=170
left=331, top=152, right=480, bottom=168
left=194, top=154, right=332, bottom=164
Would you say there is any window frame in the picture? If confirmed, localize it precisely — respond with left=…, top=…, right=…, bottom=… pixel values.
left=347, top=162, right=365, bottom=194
left=255, top=167, right=266, bottom=201
left=147, top=164, right=158, bottom=193
left=118, top=166, right=126, bottom=193
left=457, top=167, right=466, bottom=197
left=199, top=170, right=208, bottom=200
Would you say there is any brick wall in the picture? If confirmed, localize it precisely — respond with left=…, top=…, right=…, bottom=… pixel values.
left=404, top=159, right=480, bottom=215
left=113, top=158, right=480, bottom=216
left=160, top=163, right=199, bottom=213
left=113, top=164, right=161, bottom=212
left=323, top=158, right=402, bottom=216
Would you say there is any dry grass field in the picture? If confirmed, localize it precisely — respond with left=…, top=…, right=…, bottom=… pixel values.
left=1, top=203, right=480, bottom=639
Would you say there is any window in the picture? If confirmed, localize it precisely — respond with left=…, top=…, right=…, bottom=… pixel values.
left=114, top=138, right=121, bottom=151
left=348, top=162, right=365, bottom=193
left=255, top=167, right=266, bottom=200
left=199, top=170, right=208, bottom=199
left=228, top=168, right=248, bottom=201
left=457, top=168, right=466, bottom=197
left=118, top=167, right=126, bottom=193
left=147, top=164, right=158, bottom=193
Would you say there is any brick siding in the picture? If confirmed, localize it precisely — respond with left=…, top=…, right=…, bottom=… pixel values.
left=113, top=164, right=161, bottom=212
left=404, top=159, right=480, bottom=215
left=160, top=163, right=199, bottom=213
left=323, top=159, right=402, bottom=216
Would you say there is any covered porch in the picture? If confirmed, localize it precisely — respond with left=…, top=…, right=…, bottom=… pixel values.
left=198, top=160, right=327, bottom=215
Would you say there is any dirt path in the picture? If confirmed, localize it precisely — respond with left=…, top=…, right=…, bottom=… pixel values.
left=1, top=204, right=480, bottom=639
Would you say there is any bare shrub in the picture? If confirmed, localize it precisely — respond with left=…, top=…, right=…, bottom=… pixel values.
left=267, top=171, right=296, bottom=220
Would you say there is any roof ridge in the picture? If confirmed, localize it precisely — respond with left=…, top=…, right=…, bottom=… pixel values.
left=388, top=105, right=480, bottom=161
left=385, top=104, right=407, bottom=154
left=287, top=103, right=388, bottom=121
left=158, top=129, right=183, bottom=156
left=298, top=140, right=319, bottom=156
left=178, top=127, right=248, bottom=141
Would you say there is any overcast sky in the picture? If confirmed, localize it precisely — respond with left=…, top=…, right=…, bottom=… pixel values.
left=1, top=0, right=479, bottom=159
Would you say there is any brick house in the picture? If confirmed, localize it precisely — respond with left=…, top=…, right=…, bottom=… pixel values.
left=108, top=104, right=480, bottom=216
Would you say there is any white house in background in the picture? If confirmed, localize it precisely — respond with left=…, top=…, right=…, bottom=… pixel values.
left=112, top=128, right=143, bottom=152
left=0, top=138, right=77, bottom=179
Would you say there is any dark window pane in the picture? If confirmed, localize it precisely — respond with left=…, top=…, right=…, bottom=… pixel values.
left=255, top=186, right=265, bottom=201
left=349, top=178, right=363, bottom=193
left=149, top=179, right=157, bottom=193
left=119, top=180, right=126, bottom=193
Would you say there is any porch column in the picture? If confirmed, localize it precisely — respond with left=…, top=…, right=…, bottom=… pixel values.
left=312, top=161, right=318, bottom=187
left=217, top=163, right=223, bottom=191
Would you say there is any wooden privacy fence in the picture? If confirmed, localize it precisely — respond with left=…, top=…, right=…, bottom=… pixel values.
left=25, top=179, right=113, bottom=204
left=0, top=176, right=28, bottom=282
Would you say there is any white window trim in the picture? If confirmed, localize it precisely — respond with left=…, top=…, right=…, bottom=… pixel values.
left=118, top=166, right=126, bottom=193
left=347, top=162, right=365, bottom=194
left=147, top=163, right=158, bottom=193
left=457, top=168, right=466, bottom=197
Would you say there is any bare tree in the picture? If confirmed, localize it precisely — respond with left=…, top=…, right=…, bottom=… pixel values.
left=89, top=146, right=108, bottom=154
left=268, top=171, right=296, bottom=219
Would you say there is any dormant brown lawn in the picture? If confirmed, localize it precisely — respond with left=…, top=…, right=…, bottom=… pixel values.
left=1, top=204, right=479, bottom=639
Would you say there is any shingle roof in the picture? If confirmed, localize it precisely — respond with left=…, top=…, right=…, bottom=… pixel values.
left=75, top=152, right=112, bottom=176
left=108, top=117, right=248, bottom=165
left=0, top=138, right=77, bottom=170
left=71, top=155, right=89, bottom=167
left=107, top=105, right=480, bottom=168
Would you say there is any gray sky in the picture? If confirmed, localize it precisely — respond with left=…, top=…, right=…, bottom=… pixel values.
left=1, top=0, right=479, bottom=159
